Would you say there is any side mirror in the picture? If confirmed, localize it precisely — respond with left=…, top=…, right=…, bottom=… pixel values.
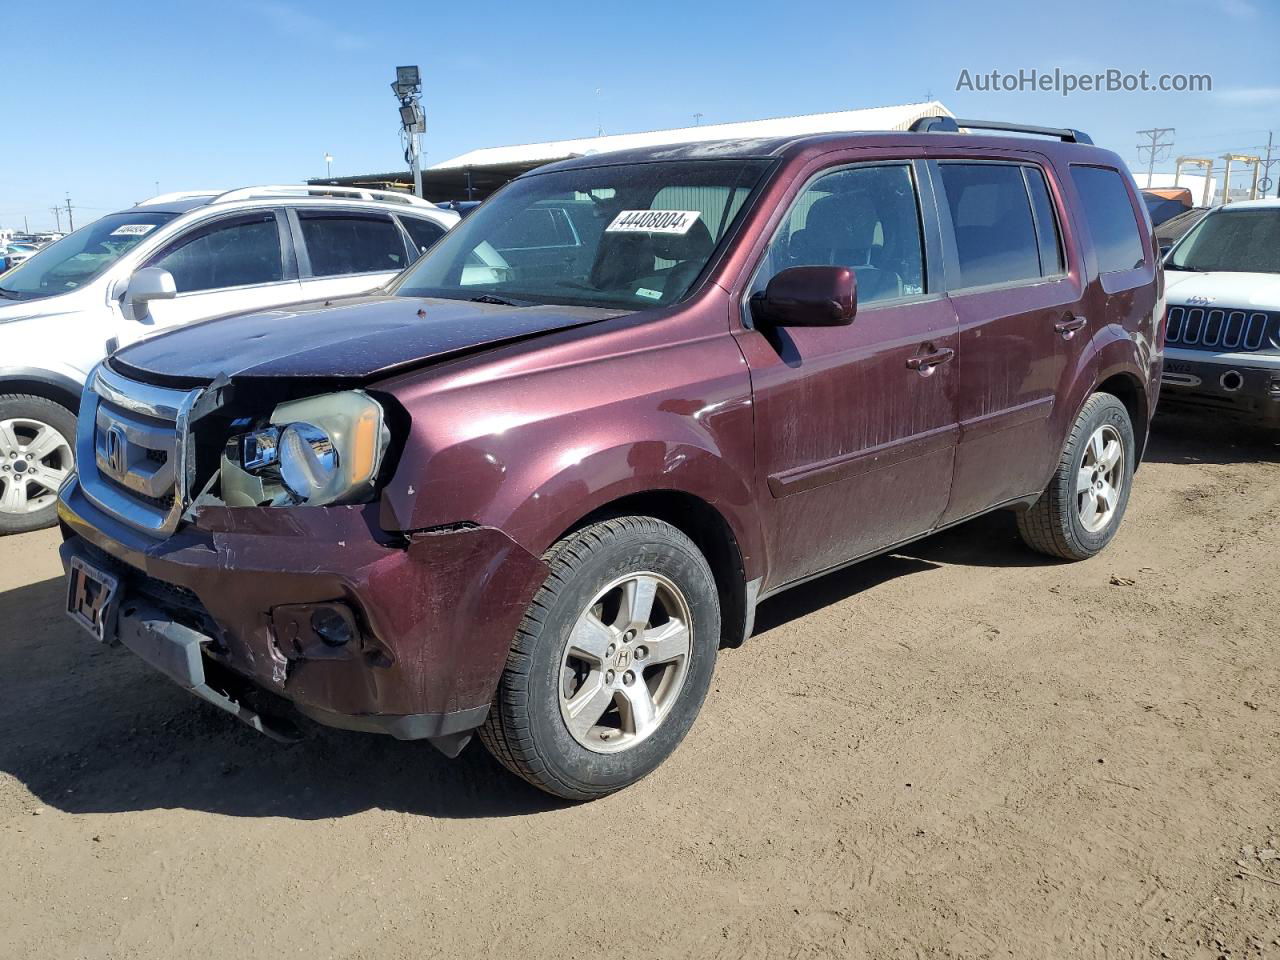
left=751, top=266, right=857, bottom=327
left=127, top=266, right=177, bottom=305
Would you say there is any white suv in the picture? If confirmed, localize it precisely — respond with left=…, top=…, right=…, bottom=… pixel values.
left=0, top=186, right=458, bottom=533
left=1160, top=199, right=1280, bottom=429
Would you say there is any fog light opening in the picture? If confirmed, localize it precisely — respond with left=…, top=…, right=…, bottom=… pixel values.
left=1220, top=370, right=1244, bottom=393
left=311, top=607, right=354, bottom=647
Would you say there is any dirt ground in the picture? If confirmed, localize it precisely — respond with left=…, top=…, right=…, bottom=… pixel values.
left=1, top=411, right=1277, bottom=959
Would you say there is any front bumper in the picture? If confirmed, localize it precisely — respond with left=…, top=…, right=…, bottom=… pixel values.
left=1160, top=348, right=1280, bottom=426
left=58, top=477, right=549, bottom=747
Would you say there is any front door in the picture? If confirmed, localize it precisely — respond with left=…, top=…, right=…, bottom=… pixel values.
left=125, top=210, right=303, bottom=343
left=735, top=160, right=960, bottom=589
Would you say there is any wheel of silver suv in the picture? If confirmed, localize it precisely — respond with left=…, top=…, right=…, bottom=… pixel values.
left=480, top=516, right=720, bottom=800
left=0, top=394, right=77, bottom=535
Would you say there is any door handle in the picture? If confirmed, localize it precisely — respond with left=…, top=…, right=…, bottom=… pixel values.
left=906, top=347, right=955, bottom=376
left=1055, top=314, right=1088, bottom=339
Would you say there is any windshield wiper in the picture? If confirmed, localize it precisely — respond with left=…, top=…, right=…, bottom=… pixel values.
left=0, top=287, right=21, bottom=300
left=469, top=294, right=534, bottom=307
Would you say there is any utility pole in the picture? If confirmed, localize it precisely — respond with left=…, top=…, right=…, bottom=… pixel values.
left=693, top=112, right=704, bottom=126
left=1136, top=127, right=1176, bottom=188
left=49, top=206, right=61, bottom=232
left=1258, top=131, right=1276, bottom=199
left=64, top=194, right=74, bottom=232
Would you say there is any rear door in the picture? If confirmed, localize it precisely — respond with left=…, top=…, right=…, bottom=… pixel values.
left=289, top=208, right=412, bottom=301
left=734, top=158, right=961, bottom=588
left=127, top=210, right=303, bottom=341
left=929, top=157, right=1090, bottom=524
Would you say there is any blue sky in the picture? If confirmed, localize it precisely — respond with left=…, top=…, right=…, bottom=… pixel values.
left=1, top=0, right=1276, bottom=232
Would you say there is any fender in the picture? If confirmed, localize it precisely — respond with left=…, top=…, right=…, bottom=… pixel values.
left=0, top=365, right=87, bottom=411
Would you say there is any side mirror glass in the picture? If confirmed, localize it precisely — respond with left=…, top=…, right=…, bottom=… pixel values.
left=127, top=266, right=177, bottom=305
left=751, top=266, right=857, bottom=327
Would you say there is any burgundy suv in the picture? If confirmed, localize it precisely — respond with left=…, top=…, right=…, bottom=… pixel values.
left=58, top=117, right=1162, bottom=799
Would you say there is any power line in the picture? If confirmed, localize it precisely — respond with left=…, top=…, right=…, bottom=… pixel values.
left=1136, top=127, right=1175, bottom=188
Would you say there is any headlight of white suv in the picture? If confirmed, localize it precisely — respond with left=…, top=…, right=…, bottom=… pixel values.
left=222, top=391, right=390, bottom=507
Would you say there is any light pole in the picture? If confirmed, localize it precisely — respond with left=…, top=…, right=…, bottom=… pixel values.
left=391, top=66, right=425, bottom=199
left=324, top=153, right=333, bottom=179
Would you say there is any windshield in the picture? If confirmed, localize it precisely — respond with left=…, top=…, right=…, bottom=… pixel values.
left=0, top=211, right=178, bottom=301
left=391, top=159, right=771, bottom=309
left=1167, top=208, right=1280, bottom=274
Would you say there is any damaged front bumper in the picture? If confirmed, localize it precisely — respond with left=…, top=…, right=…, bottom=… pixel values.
left=58, top=476, right=549, bottom=755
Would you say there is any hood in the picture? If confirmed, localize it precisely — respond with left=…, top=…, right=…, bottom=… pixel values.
left=110, top=294, right=625, bottom=383
left=1165, top=270, right=1280, bottom=311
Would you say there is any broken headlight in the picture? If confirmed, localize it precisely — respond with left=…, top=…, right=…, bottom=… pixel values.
left=222, top=391, right=390, bottom=507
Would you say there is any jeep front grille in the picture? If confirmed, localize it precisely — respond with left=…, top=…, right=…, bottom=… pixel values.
left=1165, top=306, right=1277, bottom=353
left=76, top=364, right=204, bottom=536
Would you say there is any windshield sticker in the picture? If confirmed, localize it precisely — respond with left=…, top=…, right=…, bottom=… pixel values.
left=109, top=224, right=157, bottom=237
left=635, top=287, right=663, bottom=300
left=606, top=210, right=701, bottom=235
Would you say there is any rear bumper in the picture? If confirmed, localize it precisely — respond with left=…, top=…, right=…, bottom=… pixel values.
left=1160, top=349, right=1280, bottom=426
left=57, top=477, right=548, bottom=742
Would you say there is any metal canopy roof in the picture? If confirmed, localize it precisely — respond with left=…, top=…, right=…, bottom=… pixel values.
left=308, top=101, right=954, bottom=202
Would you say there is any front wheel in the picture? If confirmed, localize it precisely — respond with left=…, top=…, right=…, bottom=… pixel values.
left=0, top=394, right=77, bottom=535
left=479, top=516, right=721, bottom=800
left=1017, top=392, right=1135, bottom=561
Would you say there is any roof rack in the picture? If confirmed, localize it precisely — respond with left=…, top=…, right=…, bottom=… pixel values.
left=137, top=190, right=222, bottom=206
left=909, top=116, right=1093, bottom=145
left=210, top=185, right=435, bottom=206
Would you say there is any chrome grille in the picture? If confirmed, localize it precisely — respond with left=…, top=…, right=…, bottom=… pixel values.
left=1166, top=306, right=1275, bottom=352
left=76, top=365, right=204, bottom=536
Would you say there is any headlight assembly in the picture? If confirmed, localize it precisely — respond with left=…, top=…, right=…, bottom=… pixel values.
left=222, top=391, right=390, bottom=507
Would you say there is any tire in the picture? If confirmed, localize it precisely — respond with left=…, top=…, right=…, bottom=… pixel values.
left=1017, top=392, right=1135, bottom=561
left=0, top=394, right=77, bottom=535
left=479, top=516, right=721, bottom=800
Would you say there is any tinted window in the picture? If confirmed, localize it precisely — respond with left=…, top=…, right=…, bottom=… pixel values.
left=1070, top=166, right=1145, bottom=273
left=299, top=213, right=407, bottom=277
left=938, top=163, right=1041, bottom=287
left=402, top=217, right=446, bottom=259
left=752, top=163, right=925, bottom=304
left=153, top=215, right=283, bottom=293
left=1024, top=167, right=1065, bottom=276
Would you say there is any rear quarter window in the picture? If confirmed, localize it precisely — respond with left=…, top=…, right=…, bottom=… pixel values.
left=1069, top=166, right=1145, bottom=274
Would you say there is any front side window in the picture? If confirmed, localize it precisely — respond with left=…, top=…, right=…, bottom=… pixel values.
left=0, top=211, right=177, bottom=301
left=1070, top=166, right=1146, bottom=274
left=151, top=214, right=284, bottom=293
left=1167, top=208, right=1280, bottom=274
left=299, top=213, right=407, bottom=277
left=938, top=163, right=1042, bottom=288
left=392, top=159, right=769, bottom=310
left=751, top=163, right=926, bottom=304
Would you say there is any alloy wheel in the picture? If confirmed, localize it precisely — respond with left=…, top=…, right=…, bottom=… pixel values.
left=0, top=418, right=74, bottom=516
left=558, top=571, right=693, bottom=754
left=1076, top=424, right=1124, bottom=533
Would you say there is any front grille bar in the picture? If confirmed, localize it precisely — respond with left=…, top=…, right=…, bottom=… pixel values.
left=1166, top=306, right=1274, bottom=353
left=76, top=364, right=204, bottom=537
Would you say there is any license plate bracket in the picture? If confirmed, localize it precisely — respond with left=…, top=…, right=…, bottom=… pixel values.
left=65, top=554, right=121, bottom=645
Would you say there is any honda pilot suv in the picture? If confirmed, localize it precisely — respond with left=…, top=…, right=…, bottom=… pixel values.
left=0, top=185, right=456, bottom=533
left=58, top=118, right=1162, bottom=799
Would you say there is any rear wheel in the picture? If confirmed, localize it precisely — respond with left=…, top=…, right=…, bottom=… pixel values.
left=0, top=394, right=76, bottom=535
left=479, top=516, right=720, bottom=800
left=1017, top=392, right=1134, bottom=561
